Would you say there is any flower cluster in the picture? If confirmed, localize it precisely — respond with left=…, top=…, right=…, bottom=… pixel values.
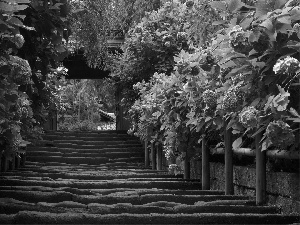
left=231, top=73, right=247, bottom=85
left=13, top=34, right=25, bottom=49
left=228, top=25, right=252, bottom=54
left=168, top=164, right=182, bottom=175
left=273, top=56, right=300, bottom=76
left=292, top=23, right=300, bottom=33
left=177, top=32, right=188, bottom=41
left=186, top=0, right=194, bottom=8
left=239, top=106, right=259, bottom=128
left=134, top=26, right=143, bottom=33
left=222, top=84, right=244, bottom=112
left=265, top=120, right=295, bottom=149
left=9, top=56, right=32, bottom=85
left=202, top=89, right=217, bottom=108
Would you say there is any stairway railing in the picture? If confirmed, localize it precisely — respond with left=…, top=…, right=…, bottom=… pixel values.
left=143, top=125, right=299, bottom=206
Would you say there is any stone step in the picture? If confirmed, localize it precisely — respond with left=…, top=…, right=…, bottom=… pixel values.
left=27, top=146, right=143, bottom=153
left=25, top=156, right=144, bottom=165
left=43, top=132, right=130, bottom=138
left=26, top=156, right=110, bottom=164
left=50, top=139, right=141, bottom=145
left=0, top=172, right=178, bottom=180
left=42, top=136, right=140, bottom=142
left=0, top=190, right=250, bottom=205
left=0, top=198, right=280, bottom=215
left=0, top=211, right=298, bottom=224
left=53, top=144, right=142, bottom=149
left=36, top=142, right=141, bottom=149
left=0, top=186, right=223, bottom=196
left=26, top=151, right=144, bottom=158
left=24, top=161, right=145, bottom=169
left=0, top=178, right=203, bottom=189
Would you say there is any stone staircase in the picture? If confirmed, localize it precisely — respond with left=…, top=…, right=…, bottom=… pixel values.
left=0, top=131, right=299, bottom=224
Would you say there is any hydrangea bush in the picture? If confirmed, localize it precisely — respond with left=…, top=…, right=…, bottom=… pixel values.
left=120, top=0, right=300, bottom=173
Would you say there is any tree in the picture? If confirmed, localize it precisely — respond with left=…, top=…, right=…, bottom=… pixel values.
left=0, top=0, right=70, bottom=158
left=67, top=0, right=163, bottom=68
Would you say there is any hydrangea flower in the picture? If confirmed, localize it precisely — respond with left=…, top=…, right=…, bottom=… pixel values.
left=13, top=34, right=25, bottom=49
left=222, top=84, right=244, bottom=112
left=168, top=164, right=182, bottom=175
left=134, top=26, right=143, bottom=33
left=10, top=56, right=32, bottom=84
left=239, top=106, right=259, bottom=128
left=232, top=73, right=247, bottom=85
left=273, top=56, right=300, bottom=76
left=162, top=34, right=173, bottom=42
left=293, top=23, right=300, bottom=33
left=164, top=41, right=171, bottom=47
left=202, top=90, right=217, bottom=108
left=228, top=25, right=252, bottom=54
left=177, top=32, right=188, bottom=41
left=265, top=120, right=295, bottom=149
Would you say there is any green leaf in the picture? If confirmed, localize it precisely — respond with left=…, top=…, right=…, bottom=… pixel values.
left=232, top=137, right=242, bottom=150
left=226, top=0, right=244, bottom=12
left=260, top=19, right=274, bottom=31
left=255, top=0, right=274, bottom=17
left=251, top=126, right=265, bottom=138
left=212, top=20, right=227, bottom=26
left=55, top=45, right=66, bottom=53
left=210, top=1, right=227, bottom=11
left=239, top=17, right=253, bottom=29
left=248, top=30, right=261, bottom=42
left=13, top=4, right=28, bottom=11
left=7, top=17, right=23, bottom=27
left=0, top=2, right=14, bottom=11
left=290, top=8, right=300, bottom=21
left=261, top=138, right=272, bottom=151
left=14, top=0, right=30, bottom=3
left=274, top=0, right=288, bottom=9
left=290, top=107, right=300, bottom=118
left=250, top=98, right=261, bottom=107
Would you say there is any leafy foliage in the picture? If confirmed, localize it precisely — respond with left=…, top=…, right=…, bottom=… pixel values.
left=0, top=0, right=70, bottom=158
left=123, top=0, right=300, bottom=168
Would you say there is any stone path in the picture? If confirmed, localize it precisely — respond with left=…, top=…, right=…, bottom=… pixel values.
left=0, top=131, right=299, bottom=224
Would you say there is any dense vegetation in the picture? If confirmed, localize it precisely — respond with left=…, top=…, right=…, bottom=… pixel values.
left=109, top=0, right=300, bottom=170
left=1, top=0, right=299, bottom=172
left=0, top=0, right=69, bottom=159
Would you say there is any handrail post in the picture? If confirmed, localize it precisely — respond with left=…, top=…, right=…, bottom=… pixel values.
left=225, top=121, right=234, bottom=195
left=202, top=134, right=210, bottom=190
left=156, top=143, right=162, bottom=170
left=144, top=140, right=149, bottom=168
left=151, top=142, right=156, bottom=170
left=256, top=130, right=266, bottom=205
left=183, top=149, right=190, bottom=179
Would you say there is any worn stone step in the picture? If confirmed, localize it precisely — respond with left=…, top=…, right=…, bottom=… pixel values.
left=0, top=186, right=222, bottom=196
left=0, top=198, right=280, bottom=215
left=43, top=132, right=130, bottom=138
left=46, top=143, right=129, bottom=148
left=0, top=211, right=299, bottom=224
left=26, top=156, right=110, bottom=164
left=26, top=151, right=144, bottom=158
left=27, top=146, right=143, bottom=153
left=43, top=135, right=141, bottom=143
left=0, top=172, right=178, bottom=180
left=0, top=178, right=203, bottom=189
left=0, top=189, right=249, bottom=205
left=51, top=139, right=141, bottom=145
left=23, top=161, right=145, bottom=169
left=72, top=194, right=250, bottom=205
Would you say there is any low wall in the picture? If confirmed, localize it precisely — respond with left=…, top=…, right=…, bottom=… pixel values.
left=190, top=159, right=300, bottom=215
